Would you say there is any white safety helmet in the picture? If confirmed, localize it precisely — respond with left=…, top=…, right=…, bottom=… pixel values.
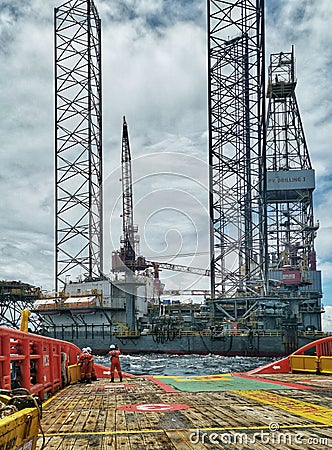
left=109, top=344, right=115, bottom=349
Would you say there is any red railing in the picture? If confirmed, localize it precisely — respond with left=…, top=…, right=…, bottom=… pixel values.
left=293, top=335, right=332, bottom=357
left=0, top=326, right=83, bottom=400
left=247, top=336, right=332, bottom=375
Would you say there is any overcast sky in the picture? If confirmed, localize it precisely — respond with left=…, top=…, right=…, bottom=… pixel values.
left=0, top=0, right=331, bottom=329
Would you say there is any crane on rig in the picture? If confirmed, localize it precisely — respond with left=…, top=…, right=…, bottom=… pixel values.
left=112, top=117, right=210, bottom=288
left=118, top=116, right=138, bottom=271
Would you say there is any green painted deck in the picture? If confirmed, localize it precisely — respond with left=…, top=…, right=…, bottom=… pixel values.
left=36, top=373, right=332, bottom=449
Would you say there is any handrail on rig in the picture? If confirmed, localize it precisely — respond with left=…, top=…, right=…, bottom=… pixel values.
left=0, top=326, right=84, bottom=400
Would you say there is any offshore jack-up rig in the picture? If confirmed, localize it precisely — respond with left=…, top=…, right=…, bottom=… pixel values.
left=208, top=43, right=322, bottom=352
left=29, top=0, right=325, bottom=356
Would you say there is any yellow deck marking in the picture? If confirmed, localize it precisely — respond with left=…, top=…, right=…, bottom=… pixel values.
left=39, top=422, right=328, bottom=438
left=41, top=429, right=165, bottom=436
left=235, top=390, right=332, bottom=425
left=155, top=374, right=232, bottom=382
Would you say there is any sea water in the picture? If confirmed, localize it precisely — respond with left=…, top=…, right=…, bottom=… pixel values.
left=95, top=353, right=275, bottom=376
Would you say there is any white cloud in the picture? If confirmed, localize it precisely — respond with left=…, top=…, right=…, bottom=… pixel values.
left=322, top=305, right=332, bottom=332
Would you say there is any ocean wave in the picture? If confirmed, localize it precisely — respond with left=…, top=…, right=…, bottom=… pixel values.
left=96, top=353, right=274, bottom=376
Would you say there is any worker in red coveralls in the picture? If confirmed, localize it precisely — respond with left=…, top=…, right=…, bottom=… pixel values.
left=109, top=344, right=122, bottom=382
left=86, top=347, right=98, bottom=381
left=78, top=348, right=93, bottom=383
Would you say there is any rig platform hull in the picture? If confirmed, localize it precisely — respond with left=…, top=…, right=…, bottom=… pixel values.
left=41, top=328, right=329, bottom=357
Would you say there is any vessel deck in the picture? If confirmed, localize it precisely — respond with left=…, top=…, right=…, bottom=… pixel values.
left=36, top=372, right=332, bottom=449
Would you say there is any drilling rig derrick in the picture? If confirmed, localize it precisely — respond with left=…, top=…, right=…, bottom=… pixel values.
left=265, top=47, right=322, bottom=331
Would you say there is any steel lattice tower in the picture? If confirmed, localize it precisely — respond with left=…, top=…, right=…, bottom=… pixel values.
left=208, top=0, right=266, bottom=298
left=54, top=0, right=103, bottom=292
left=265, top=48, right=322, bottom=327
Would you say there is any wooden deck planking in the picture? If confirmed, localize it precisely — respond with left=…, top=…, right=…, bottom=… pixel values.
left=100, top=436, right=116, bottom=450
left=141, top=431, right=176, bottom=450
left=105, top=408, right=116, bottom=432
left=164, top=430, right=197, bottom=450
left=62, top=436, right=91, bottom=450
left=114, top=434, right=133, bottom=450
left=124, top=431, right=149, bottom=450
left=64, top=410, right=91, bottom=434
left=115, top=408, right=129, bottom=432
left=94, top=408, right=108, bottom=432
left=131, top=408, right=154, bottom=432
left=43, top=411, right=75, bottom=434
left=84, top=409, right=100, bottom=432
left=275, top=388, right=332, bottom=407
left=56, top=410, right=81, bottom=434
left=39, top=436, right=63, bottom=449
left=36, top=374, right=332, bottom=449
